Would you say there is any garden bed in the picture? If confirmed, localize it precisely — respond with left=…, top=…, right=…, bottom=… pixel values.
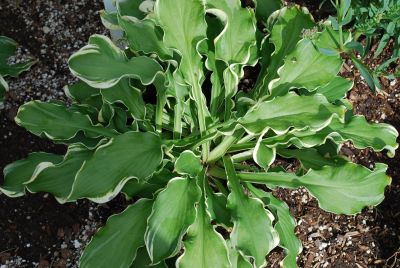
left=1, top=0, right=399, bottom=267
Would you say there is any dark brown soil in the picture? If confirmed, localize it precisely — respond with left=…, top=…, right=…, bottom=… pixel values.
left=1, top=0, right=400, bottom=268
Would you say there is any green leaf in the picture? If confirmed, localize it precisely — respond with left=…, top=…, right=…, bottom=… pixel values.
left=117, top=0, right=148, bottom=18
left=15, top=101, right=117, bottom=140
left=374, top=34, right=390, bottom=58
left=268, top=194, right=301, bottom=268
left=145, top=177, right=201, bottom=263
left=205, top=186, right=232, bottom=227
left=177, top=171, right=230, bottom=268
left=254, top=0, right=283, bottom=23
left=64, top=80, right=100, bottom=105
left=205, top=50, right=225, bottom=118
left=238, top=162, right=391, bottom=215
left=254, top=6, right=315, bottom=97
left=68, top=132, right=163, bottom=202
left=351, top=55, right=376, bottom=92
left=175, top=150, right=203, bottom=177
left=80, top=199, right=153, bottom=268
left=101, top=78, right=146, bottom=120
left=118, top=17, right=172, bottom=61
left=314, top=76, right=353, bottom=102
left=269, top=38, right=342, bottom=96
left=131, top=247, right=168, bottom=268
left=223, top=156, right=279, bottom=268
left=0, top=36, right=18, bottom=65
left=1, top=153, right=63, bottom=197
left=68, top=35, right=163, bottom=88
left=26, top=145, right=92, bottom=202
left=0, top=36, right=35, bottom=77
left=238, top=93, right=345, bottom=135
left=247, top=185, right=302, bottom=268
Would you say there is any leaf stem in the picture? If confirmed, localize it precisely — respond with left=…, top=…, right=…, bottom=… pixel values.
left=191, top=80, right=210, bottom=161
left=208, top=165, right=298, bottom=188
left=155, top=92, right=167, bottom=133
left=207, top=129, right=245, bottom=163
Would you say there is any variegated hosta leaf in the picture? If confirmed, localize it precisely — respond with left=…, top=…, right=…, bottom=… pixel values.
left=257, top=115, right=398, bottom=156
left=154, top=0, right=210, bottom=148
left=100, top=10, right=120, bottom=31
left=1, top=153, right=63, bottom=197
left=101, top=78, right=146, bottom=120
left=254, top=6, right=315, bottom=98
left=68, top=34, right=163, bottom=88
left=122, top=167, right=174, bottom=199
left=26, top=145, right=92, bottom=203
left=67, top=132, right=163, bottom=203
left=269, top=38, right=342, bottom=97
left=237, top=93, right=345, bottom=135
left=254, top=132, right=276, bottom=169
left=117, top=0, right=150, bottom=18
left=145, top=177, right=201, bottom=263
left=80, top=199, right=153, bottom=268
left=247, top=185, right=301, bottom=268
left=15, top=101, right=117, bottom=140
left=177, top=171, right=230, bottom=268
left=326, top=116, right=399, bottom=157
left=227, top=240, right=253, bottom=268
left=206, top=0, right=257, bottom=118
left=0, top=35, right=35, bottom=77
left=118, top=16, right=172, bottom=61
left=238, top=162, right=391, bottom=215
left=314, top=76, right=353, bottom=102
left=154, top=0, right=206, bottom=85
left=223, top=156, right=279, bottom=268
left=207, top=0, right=256, bottom=65
left=174, top=150, right=203, bottom=178
left=278, top=147, right=348, bottom=170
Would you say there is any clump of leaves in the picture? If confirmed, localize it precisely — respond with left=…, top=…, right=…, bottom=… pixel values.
left=325, top=0, right=399, bottom=92
left=0, top=36, right=35, bottom=107
left=1, top=1, right=398, bottom=267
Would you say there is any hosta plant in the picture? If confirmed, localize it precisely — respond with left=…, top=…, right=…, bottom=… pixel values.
left=1, top=0, right=398, bottom=267
left=0, top=36, right=35, bottom=107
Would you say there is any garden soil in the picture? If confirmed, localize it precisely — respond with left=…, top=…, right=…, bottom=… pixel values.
left=1, top=0, right=399, bottom=267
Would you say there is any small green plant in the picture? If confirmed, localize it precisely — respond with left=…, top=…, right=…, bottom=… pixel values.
left=1, top=1, right=398, bottom=267
left=325, top=0, right=399, bottom=92
left=0, top=36, right=35, bottom=107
